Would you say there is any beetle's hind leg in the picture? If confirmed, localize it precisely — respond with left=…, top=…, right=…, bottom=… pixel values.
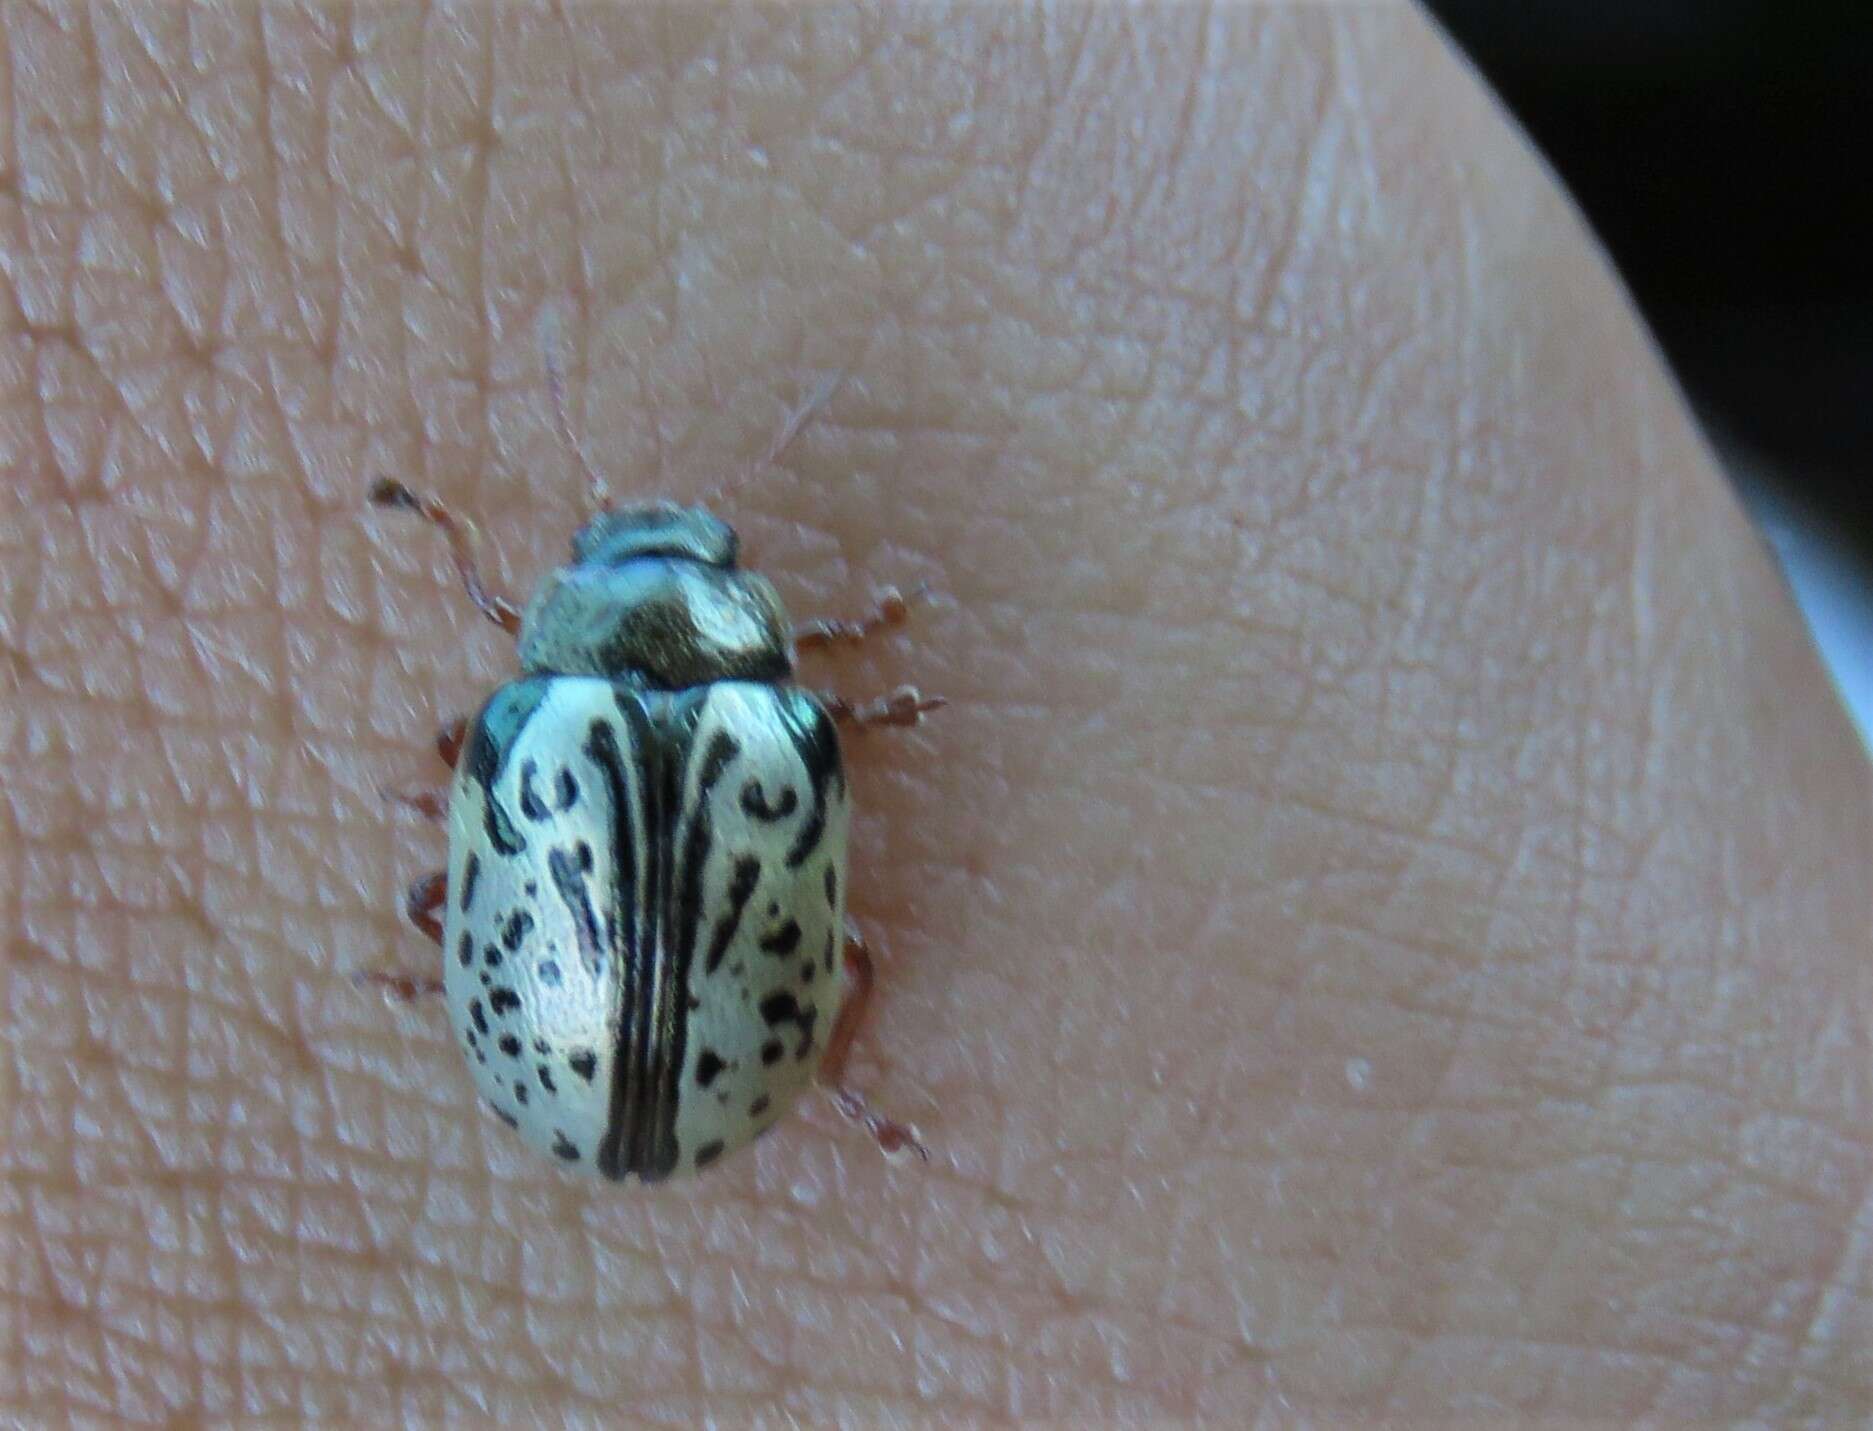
left=368, top=480, right=523, bottom=636
left=817, top=923, right=929, bottom=1164
left=355, top=869, right=449, bottom=1004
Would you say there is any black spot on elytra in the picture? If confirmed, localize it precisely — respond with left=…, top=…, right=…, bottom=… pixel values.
left=519, top=759, right=549, bottom=821
left=538, top=959, right=561, bottom=987
left=705, top=857, right=762, bottom=974
left=491, top=1105, right=519, bottom=1129
left=464, top=1028, right=478, bottom=1049
left=741, top=780, right=797, bottom=821
left=576, top=841, right=593, bottom=871
left=525, top=882, right=538, bottom=897
left=483, top=944, right=502, bottom=969
left=457, top=932, right=474, bottom=968
left=533, top=1038, right=549, bottom=1054
left=480, top=972, right=491, bottom=987
left=550, top=845, right=605, bottom=977
left=824, top=865, right=837, bottom=908
left=760, top=991, right=803, bottom=1028
left=513, top=1081, right=529, bottom=1106
left=568, top=1050, right=597, bottom=1082
left=538, top=1064, right=557, bottom=1094
left=761, top=1039, right=783, bottom=1066
left=695, top=1139, right=725, bottom=1168
left=476, top=1050, right=488, bottom=1064
left=553, top=1131, right=580, bottom=1162
left=489, top=987, right=520, bottom=1016
left=501, top=909, right=534, bottom=952
left=556, top=768, right=579, bottom=810
left=460, top=853, right=481, bottom=910
left=469, top=999, right=488, bottom=1036
left=759, top=920, right=801, bottom=957
left=499, top=1034, right=520, bottom=1057
left=749, top=1094, right=770, bottom=1118
left=800, top=961, right=815, bottom=982
left=696, top=1050, right=725, bottom=1088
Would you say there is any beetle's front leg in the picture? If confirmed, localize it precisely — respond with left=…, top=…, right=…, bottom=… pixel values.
left=820, top=684, right=946, bottom=733
left=817, top=922, right=929, bottom=1163
left=792, top=584, right=928, bottom=656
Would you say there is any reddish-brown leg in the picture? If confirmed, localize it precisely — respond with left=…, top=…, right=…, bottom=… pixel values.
left=368, top=479, right=523, bottom=636
left=355, top=869, right=450, bottom=1003
left=401, top=869, right=448, bottom=944
left=436, top=713, right=468, bottom=769
left=792, top=583, right=929, bottom=656
left=820, top=684, right=947, bottom=733
left=818, top=923, right=929, bottom=1163
left=383, top=786, right=447, bottom=821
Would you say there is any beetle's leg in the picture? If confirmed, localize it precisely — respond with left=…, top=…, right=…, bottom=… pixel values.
left=820, top=684, right=946, bottom=733
left=436, top=713, right=468, bottom=769
left=817, top=922, right=929, bottom=1164
left=792, top=583, right=930, bottom=656
left=400, top=869, right=448, bottom=945
left=368, top=480, right=523, bottom=636
left=384, top=786, right=447, bottom=822
left=355, top=968, right=447, bottom=1003
left=355, top=872, right=450, bottom=1002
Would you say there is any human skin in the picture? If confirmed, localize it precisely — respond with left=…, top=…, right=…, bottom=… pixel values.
left=2, top=0, right=1869, bottom=1421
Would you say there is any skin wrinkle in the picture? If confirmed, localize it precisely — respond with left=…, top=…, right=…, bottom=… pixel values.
left=1, top=0, right=1870, bottom=1422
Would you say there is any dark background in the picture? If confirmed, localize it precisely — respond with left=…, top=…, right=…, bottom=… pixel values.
left=1421, top=0, right=1873, bottom=561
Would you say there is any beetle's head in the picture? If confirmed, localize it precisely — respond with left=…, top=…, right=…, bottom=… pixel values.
left=519, top=502, right=790, bottom=687
left=570, top=502, right=738, bottom=570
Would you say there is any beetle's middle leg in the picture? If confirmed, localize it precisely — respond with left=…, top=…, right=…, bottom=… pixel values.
left=820, top=685, right=946, bottom=733
left=818, top=922, right=929, bottom=1163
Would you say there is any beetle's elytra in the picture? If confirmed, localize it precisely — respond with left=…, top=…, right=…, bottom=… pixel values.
left=365, top=429, right=941, bottom=1180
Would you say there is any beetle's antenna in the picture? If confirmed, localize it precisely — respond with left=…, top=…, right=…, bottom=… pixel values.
left=704, top=369, right=846, bottom=510
left=539, top=305, right=612, bottom=514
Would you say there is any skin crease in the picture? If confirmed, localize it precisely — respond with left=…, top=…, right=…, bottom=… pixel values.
left=1, top=0, right=1869, bottom=1422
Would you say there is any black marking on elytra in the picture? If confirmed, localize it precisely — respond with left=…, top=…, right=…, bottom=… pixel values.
left=457, top=932, right=474, bottom=968
left=824, top=864, right=836, bottom=909
left=576, top=840, right=593, bottom=871
left=553, top=1131, right=580, bottom=1162
left=465, top=1028, right=477, bottom=1049
left=785, top=695, right=843, bottom=868
left=793, top=1007, right=820, bottom=1059
left=489, top=987, right=520, bottom=1016
left=800, top=960, right=815, bottom=982
left=557, top=768, right=579, bottom=810
left=749, top=1094, right=770, bottom=1117
left=760, top=990, right=803, bottom=1028
left=492, top=1105, right=519, bottom=1129
left=476, top=1050, right=488, bottom=1064
left=470, top=999, right=488, bottom=1036
left=499, top=1034, right=521, bottom=1058
left=696, top=1050, right=725, bottom=1088
left=519, top=759, right=550, bottom=821
left=759, top=919, right=800, bottom=957
left=538, top=1064, right=557, bottom=1094
left=501, top=909, right=534, bottom=953
left=460, top=853, right=481, bottom=911
left=480, top=972, right=491, bottom=987
left=568, top=1049, right=597, bottom=1082
left=761, top=1039, right=784, bottom=1066
left=525, top=881, right=537, bottom=897
left=514, top=1081, right=529, bottom=1106
left=695, top=1139, right=725, bottom=1168
left=483, top=944, right=502, bottom=969
left=465, top=680, right=551, bottom=856
left=741, top=780, right=797, bottom=821
left=534, top=1038, right=550, bottom=1054
left=538, top=959, right=562, bottom=987
left=705, top=856, right=762, bottom=974
left=549, top=845, right=606, bottom=978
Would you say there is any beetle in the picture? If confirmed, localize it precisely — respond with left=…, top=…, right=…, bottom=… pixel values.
left=361, top=371, right=940, bottom=1180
